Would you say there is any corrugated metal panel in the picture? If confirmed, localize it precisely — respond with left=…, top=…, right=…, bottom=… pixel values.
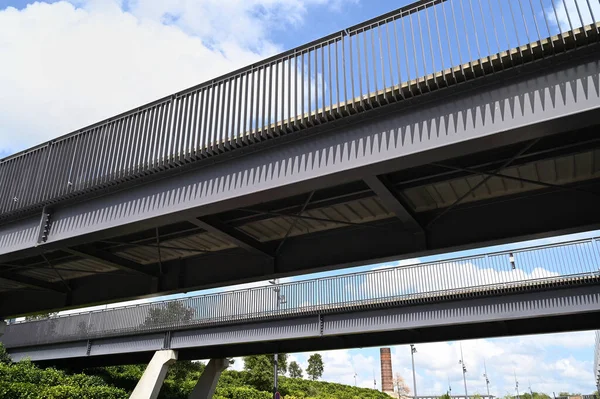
left=116, top=232, right=236, bottom=264
left=238, top=197, right=393, bottom=242
left=0, top=277, right=25, bottom=292
left=18, top=259, right=118, bottom=282
left=404, top=151, right=600, bottom=212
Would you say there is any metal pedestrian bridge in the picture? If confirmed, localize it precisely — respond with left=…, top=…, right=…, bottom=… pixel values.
left=2, top=0, right=600, bottom=317
left=2, top=237, right=600, bottom=367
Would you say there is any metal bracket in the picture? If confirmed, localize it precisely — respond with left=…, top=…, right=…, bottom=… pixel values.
left=163, top=331, right=172, bottom=349
left=319, top=314, right=324, bottom=337
left=86, top=339, right=92, bottom=356
left=36, top=207, right=52, bottom=245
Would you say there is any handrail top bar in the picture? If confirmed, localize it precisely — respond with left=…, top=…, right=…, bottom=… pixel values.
left=0, top=0, right=444, bottom=164
left=14, top=235, right=597, bottom=324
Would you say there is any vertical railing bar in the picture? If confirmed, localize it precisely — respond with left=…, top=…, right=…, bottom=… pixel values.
left=144, top=106, right=157, bottom=169
left=321, top=44, right=327, bottom=120
left=112, top=118, right=126, bottom=180
left=459, top=0, right=475, bottom=73
left=450, top=0, right=466, bottom=76
left=392, top=18, right=406, bottom=99
left=192, top=89, right=201, bottom=156
left=424, top=4, right=438, bottom=89
left=140, top=108, right=153, bottom=172
left=584, top=0, right=599, bottom=35
left=468, top=0, right=486, bottom=75
left=275, top=60, right=281, bottom=135
left=507, top=0, right=526, bottom=64
left=266, top=63, right=273, bottom=138
left=301, top=53, right=305, bottom=125
left=416, top=5, right=432, bottom=92
left=356, top=30, right=364, bottom=108
left=286, top=57, right=292, bottom=130
left=409, top=12, right=423, bottom=94
left=245, top=70, right=253, bottom=143
left=184, top=93, right=194, bottom=157
left=307, top=49, right=312, bottom=124
left=496, top=0, right=515, bottom=67
left=371, top=26, right=379, bottom=102
left=527, top=0, right=544, bottom=52
left=346, top=32, right=355, bottom=111
left=234, top=75, right=242, bottom=146
left=314, top=46, right=319, bottom=122
left=98, top=122, right=115, bottom=184
left=224, top=78, right=233, bottom=148
left=216, top=81, right=225, bottom=151
left=237, top=74, right=245, bottom=146
left=159, top=101, right=171, bottom=167
left=328, top=42, right=334, bottom=117
left=364, top=28, right=372, bottom=106
left=476, top=0, right=495, bottom=72
left=517, top=0, right=535, bottom=58
left=385, top=22, right=397, bottom=101
left=292, top=55, right=298, bottom=128
left=433, top=2, right=447, bottom=84
left=207, top=82, right=217, bottom=152
left=260, top=65, right=268, bottom=138
left=174, top=95, right=185, bottom=163
left=378, top=23, right=388, bottom=103
left=572, top=0, right=590, bottom=39
left=488, top=0, right=504, bottom=69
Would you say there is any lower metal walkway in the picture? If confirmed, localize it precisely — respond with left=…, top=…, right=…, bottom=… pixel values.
left=3, top=237, right=600, bottom=366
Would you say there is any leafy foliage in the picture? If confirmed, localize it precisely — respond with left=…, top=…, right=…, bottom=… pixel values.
left=0, top=356, right=128, bottom=399
left=143, top=301, right=194, bottom=327
left=306, top=353, right=324, bottom=381
left=0, top=343, right=11, bottom=364
left=289, top=361, right=303, bottom=379
left=242, top=355, right=273, bottom=392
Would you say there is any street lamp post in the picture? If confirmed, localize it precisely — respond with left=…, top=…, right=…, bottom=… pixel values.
left=459, top=344, right=468, bottom=399
left=514, top=371, right=520, bottom=399
left=410, top=345, right=418, bottom=399
left=269, top=279, right=287, bottom=399
left=483, top=360, right=490, bottom=398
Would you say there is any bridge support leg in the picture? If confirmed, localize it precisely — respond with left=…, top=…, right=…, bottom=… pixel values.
left=188, top=358, right=230, bottom=399
left=130, top=350, right=178, bottom=399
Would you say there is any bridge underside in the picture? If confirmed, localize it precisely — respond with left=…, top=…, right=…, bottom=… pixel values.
left=1, top=49, right=600, bottom=317
left=7, top=283, right=600, bottom=368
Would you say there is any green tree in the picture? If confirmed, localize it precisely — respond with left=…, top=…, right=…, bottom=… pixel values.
left=289, top=361, right=303, bottom=378
left=306, top=353, right=324, bottom=381
left=275, top=353, right=288, bottom=375
left=0, top=343, right=11, bottom=364
left=243, top=355, right=273, bottom=392
left=440, top=393, right=452, bottom=399
left=24, top=312, right=57, bottom=321
left=143, top=301, right=194, bottom=327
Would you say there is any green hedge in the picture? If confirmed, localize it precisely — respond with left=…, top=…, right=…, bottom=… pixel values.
left=0, top=361, right=128, bottom=399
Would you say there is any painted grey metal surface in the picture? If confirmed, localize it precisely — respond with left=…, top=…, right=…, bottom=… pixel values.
left=3, top=236, right=599, bottom=351
left=6, top=284, right=600, bottom=363
left=0, top=0, right=598, bottom=220
left=2, top=51, right=600, bottom=261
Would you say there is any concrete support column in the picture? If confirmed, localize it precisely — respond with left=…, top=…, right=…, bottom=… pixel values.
left=0, top=320, right=6, bottom=337
left=130, top=350, right=178, bottom=399
left=188, top=358, right=230, bottom=399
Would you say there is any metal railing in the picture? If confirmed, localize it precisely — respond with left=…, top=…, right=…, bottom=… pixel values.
left=2, top=237, right=600, bottom=348
left=1, top=0, right=599, bottom=217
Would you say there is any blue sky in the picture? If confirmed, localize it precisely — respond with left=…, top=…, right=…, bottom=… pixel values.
left=1, top=0, right=599, bottom=395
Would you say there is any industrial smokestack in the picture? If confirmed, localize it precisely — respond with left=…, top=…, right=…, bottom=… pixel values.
left=380, top=347, right=394, bottom=395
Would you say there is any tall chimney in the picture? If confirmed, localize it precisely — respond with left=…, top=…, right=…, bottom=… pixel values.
left=380, top=347, right=394, bottom=394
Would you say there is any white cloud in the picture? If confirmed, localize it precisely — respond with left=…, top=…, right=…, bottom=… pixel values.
left=546, top=0, right=600, bottom=32
left=0, top=0, right=351, bottom=155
